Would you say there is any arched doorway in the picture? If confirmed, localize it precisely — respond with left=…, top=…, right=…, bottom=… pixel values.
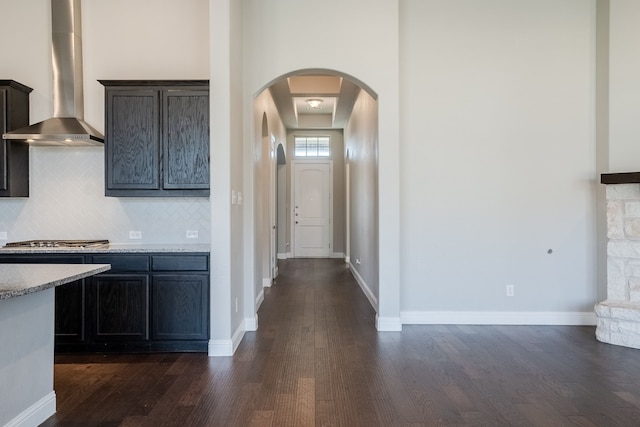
left=250, top=68, right=382, bottom=326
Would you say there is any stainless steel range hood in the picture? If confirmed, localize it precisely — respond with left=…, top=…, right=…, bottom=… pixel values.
left=2, top=0, right=104, bottom=146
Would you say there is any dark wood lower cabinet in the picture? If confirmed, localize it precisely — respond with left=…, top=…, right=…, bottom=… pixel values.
left=0, top=252, right=209, bottom=353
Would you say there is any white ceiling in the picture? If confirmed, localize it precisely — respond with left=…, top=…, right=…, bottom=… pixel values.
left=269, top=74, right=361, bottom=129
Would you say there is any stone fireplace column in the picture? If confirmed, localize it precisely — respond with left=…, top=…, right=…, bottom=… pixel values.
left=596, top=174, right=640, bottom=349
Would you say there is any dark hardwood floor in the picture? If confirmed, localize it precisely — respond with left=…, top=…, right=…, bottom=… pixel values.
left=42, top=258, right=640, bottom=426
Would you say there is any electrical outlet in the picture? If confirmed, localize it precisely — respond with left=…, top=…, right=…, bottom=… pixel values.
left=506, top=284, right=515, bottom=297
left=186, top=230, right=199, bottom=239
left=0, top=232, right=7, bottom=240
left=129, top=230, right=142, bottom=239
left=356, top=258, right=361, bottom=265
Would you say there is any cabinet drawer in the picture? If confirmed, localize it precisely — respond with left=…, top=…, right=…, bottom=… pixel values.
left=0, top=255, right=85, bottom=264
left=91, top=255, right=149, bottom=272
left=151, top=255, right=208, bottom=272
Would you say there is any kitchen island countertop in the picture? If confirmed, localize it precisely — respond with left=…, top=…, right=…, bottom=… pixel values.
left=0, top=243, right=210, bottom=254
left=0, top=263, right=111, bottom=300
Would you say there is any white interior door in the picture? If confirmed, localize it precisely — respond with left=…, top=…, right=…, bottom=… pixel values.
left=293, top=161, right=332, bottom=257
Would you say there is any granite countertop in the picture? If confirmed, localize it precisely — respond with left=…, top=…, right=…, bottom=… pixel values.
left=0, top=264, right=111, bottom=300
left=0, top=243, right=211, bottom=254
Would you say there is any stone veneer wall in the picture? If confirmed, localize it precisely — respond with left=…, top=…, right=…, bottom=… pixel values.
left=595, top=183, right=640, bottom=349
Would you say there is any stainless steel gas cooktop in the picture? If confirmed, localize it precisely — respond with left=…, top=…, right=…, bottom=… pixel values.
left=3, top=239, right=110, bottom=248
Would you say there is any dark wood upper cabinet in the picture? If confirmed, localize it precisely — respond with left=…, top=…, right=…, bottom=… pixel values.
left=100, top=80, right=209, bottom=197
left=0, top=80, right=32, bottom=198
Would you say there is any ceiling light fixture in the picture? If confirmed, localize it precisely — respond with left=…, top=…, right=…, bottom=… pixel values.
left=306, top=98, right=323, bottom=110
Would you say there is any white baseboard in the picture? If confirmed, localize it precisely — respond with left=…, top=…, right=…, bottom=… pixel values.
left=330, top=252, right=345, bottom=259
left=245, top=314, right=258, bottom=331
left=376, top=315, right=403, bottom=331
left=287, top=252, right=293, bottom=258
left=263, top=277, right=272, bottom=288
left=256, top=288, right=265, bottom=310
left=348, top=262, right=378, bottom=309
left=208, top=339, right=233, bottom=356
left=277, top=253, right=288, bottom=260
left=231, top=321, right=245, bottom=353
left=400, top=310, right=597, bottom=326
left=5, top=391, right=56, bottom=427
left=208, top=320, right=247, bottom=356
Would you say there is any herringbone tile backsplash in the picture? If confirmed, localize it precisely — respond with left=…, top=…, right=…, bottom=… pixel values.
left=0, top=147, right=211, bottom=244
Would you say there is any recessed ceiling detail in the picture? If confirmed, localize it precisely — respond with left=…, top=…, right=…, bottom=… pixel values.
left=288, top=76, right=342, bottom=94
left=269, top=74, right=361, bottom=129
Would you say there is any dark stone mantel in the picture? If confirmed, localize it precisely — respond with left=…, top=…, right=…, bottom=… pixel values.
left=601, top=172, right=640, bottom=184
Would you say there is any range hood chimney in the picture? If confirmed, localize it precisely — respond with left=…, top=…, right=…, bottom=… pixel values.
left=2, top=0, right=104, bottom=146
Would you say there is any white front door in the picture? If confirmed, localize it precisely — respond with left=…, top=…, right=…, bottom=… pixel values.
left=293, top=161, right=332, bottom=257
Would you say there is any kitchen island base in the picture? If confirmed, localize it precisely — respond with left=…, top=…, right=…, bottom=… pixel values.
left=0, top=289, right=56, bottom=427
left=0, top=263, right=110, bottom=427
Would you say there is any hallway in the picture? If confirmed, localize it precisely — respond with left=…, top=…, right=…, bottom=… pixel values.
left=45, top=259, right=640, bottom=426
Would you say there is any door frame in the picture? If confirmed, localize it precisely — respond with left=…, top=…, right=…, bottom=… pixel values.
left=270, top=140, right=277, bottom=280
left=290, top=159, right=333, bottom=258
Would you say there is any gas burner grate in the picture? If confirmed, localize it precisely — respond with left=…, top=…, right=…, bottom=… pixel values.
left=3, top=239, right=109, bottom=248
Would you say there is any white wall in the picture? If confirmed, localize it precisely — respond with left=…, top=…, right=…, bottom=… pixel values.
left=399, top=0, right=598, bottom=319
left=248, top=89, right=286, bottom=318
left=595, top=0, right=609, bottom=303
left=345, top=90, right=379, bottom=305
left=609, top=0, right=640, bottom=172
left=0, top=0, right=211, bottom=245
left=209, top=0, right=246, bottom=354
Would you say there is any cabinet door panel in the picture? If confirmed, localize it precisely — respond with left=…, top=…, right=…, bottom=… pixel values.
left=106, top=90, right=160, bottom=190
left=92, top=274, right=149, bottom=341
left=55, top=280, right=85, bottom=342
left=163, top=90, right=209, bottom=190
left=152, top=274, right=208, bottom=340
